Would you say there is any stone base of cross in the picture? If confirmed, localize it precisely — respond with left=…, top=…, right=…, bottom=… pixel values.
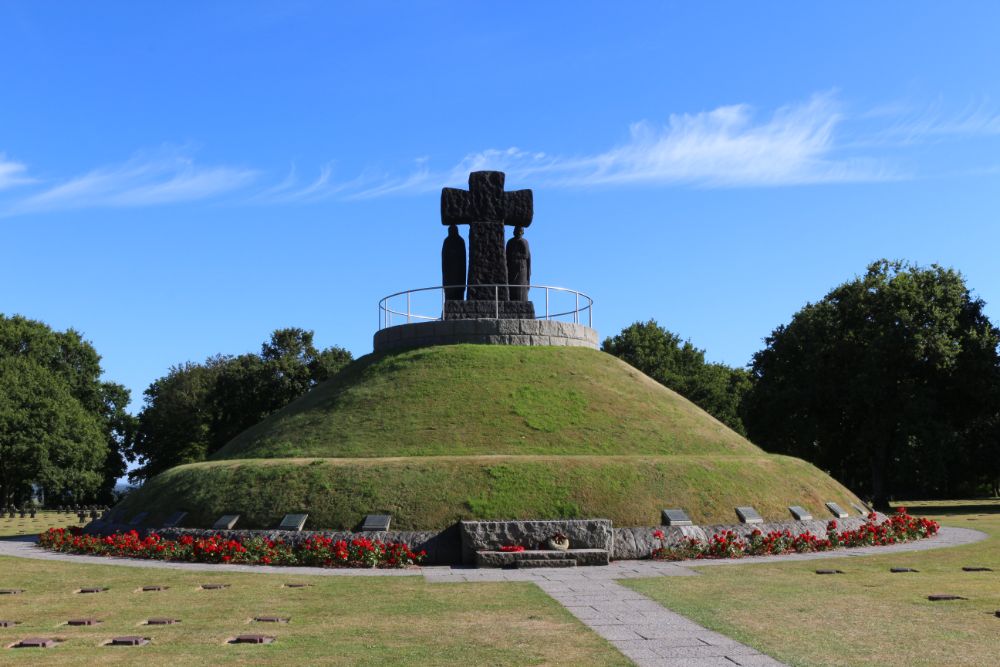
left=443, top=300, right=536, bottom=321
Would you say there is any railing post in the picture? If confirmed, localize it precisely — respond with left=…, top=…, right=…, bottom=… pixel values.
left=406, top=291, right=411, bottom=324
left=575, top=292, right=579, bottom=324
left=545, top=287, right=549, bottom=320
left=495, top=285, right=499, bottom=319
left=441, top=287, right=445, bottom=320
left=589, top=299, right=592, bottom=328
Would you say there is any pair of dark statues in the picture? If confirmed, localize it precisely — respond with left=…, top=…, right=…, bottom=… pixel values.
left=442, top=223, right=531, bottom=301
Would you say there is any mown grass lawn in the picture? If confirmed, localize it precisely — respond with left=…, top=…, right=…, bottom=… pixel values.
left=623, top=500, right=1000, bottom=667
left=0, top=511, right=78, bottom=538
left=0, top=549, right=628, bottom=666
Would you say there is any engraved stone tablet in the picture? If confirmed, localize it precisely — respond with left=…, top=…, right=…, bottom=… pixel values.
left=16, top=637, right=55, bottom=648
left=200, top=583, right=229, bottom=590
left=147, top=618, right=179, bottom=625
left=253, top=616, right=289, bottom=623
left=361, top=514, right=391, bottom=532
left=788, top=506, right=813, bottom=521
left=0, top=589, right=25, bottom=595
left=284, top=583, right=311, bottom=588
left=962, top=566, right=993, bottom=572
left=141, top=586, right=167, bottom=592
left=825, top=502, right=849, bottom=519
left=78, top=587, right=107, bottom=594
left=110, top=636, right=149, bottom=646
left=68, top=618, right=100, bottom=626
left=735, top=506, right=763, bottom=524
left=161, top=511, right=188, bottom=528
left=816, top=569, right=844, bottom=575
left=128, top=512, right=148, bottom=526
left=212, top=514, right=240, bottom=530
left=928, top=594, right=966, bottom=601
left=277, top=513, right=308, bottom=532
left=891, top=567, right=919, bottom=573
left=0, top=620, right=19, bottom=628
left=661, top=509, right=693, bottom=526
left=231, top=634, right=275, bottom=644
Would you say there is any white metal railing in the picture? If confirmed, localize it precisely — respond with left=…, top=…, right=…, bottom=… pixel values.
left=378, top=284, right=593, bottom=330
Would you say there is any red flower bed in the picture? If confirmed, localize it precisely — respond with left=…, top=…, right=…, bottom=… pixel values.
left=38, top=528, right=425, bottom=568
left=651, top=508, right=939, bottom=561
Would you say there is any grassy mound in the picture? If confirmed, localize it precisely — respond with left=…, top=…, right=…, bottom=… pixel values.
left=211, top=345, right=760, bottom=459
left=113, top=455, right=861, bottom=530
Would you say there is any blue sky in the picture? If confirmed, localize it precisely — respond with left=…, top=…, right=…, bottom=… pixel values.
left=2, top=2, right=999, bottom=410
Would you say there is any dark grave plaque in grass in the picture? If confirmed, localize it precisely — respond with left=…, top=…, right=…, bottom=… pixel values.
left=147, top=618, right=179, bottom=626
left=735, top=506, right=764, bottom=524
left=212, top=514, right=240, bottom=530
left=141, top=585, right=168, bottom=592
left=928, top=594, right=967, bottom=601
left=110, top=636, right=149, bottom=646
left=78, top=587, right=107, bottom=594
left=200, top=583, right=230, bottom=590
left=231, top=634, right=275, bottom=644
left=0, top=620, right=19, bottom=628
left=277, top=513, right=308, bottom=532
left=891, top=567, right=919, bottom=573
left=254, top=616, right=290, bottom=623
left=15, top=637, right=56, bottom=648
left=660, top=508, right=693, bottom=526
left=283, top=583, right=312, bottom=588
left=361, top=514, right=391, bottom=532
left=788, top=506, right=813, bottom=521
left=161, top=511, right=188, bottom=528
left=962, top=566, right=993, bottom=572
left=816, top=569, right=845, bottom=575
left=825, top=502, right=849, bottom=519
left=0, top=589, right=24, bottom=595
left=67, top=618, right=100, bottom=626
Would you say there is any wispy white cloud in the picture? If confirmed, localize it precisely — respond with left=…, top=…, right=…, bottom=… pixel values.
left=880, top=100, right=1000, bottom=144
left=270, top=93, right=894, bottom=201
left=0, top=155, right=34, bottom=191
left=3, top=149, right=257, bottom=215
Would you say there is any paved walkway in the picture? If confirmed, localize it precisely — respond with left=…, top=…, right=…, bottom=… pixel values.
left=0, top=526, right=986, bottom=667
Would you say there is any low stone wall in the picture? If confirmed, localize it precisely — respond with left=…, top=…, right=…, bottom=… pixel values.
left=460, top=519, right=613, bottom=564
left=373, top=318, right=599, bottom=353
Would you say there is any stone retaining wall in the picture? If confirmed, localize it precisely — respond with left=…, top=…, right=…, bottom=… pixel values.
left=373, top=318, right=599, bottom=353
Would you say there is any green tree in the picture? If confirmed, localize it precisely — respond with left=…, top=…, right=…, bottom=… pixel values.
left=602, top=320, right=750, bottom=435
left=742, top=260, right=1000, bottom=507
left=0, top=357, right=106, bottom=507
left=0, top=314, right=132, bottom=504
left=131, top=329, right=352, bottom=482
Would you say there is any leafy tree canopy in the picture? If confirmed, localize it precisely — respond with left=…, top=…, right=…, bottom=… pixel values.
left=0, top=314, right=132, bottom=504
left=602, top=320, right=750, bottom=435
left=742, top=259, right=1000, bottom=506
left=130, top=328, right=352, bottom=482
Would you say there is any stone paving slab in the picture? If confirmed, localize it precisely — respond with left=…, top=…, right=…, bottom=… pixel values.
left=0, top=527, right=986, bottom=667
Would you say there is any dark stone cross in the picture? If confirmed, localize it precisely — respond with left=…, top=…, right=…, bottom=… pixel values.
left=441, top=171, right=532, bottom=301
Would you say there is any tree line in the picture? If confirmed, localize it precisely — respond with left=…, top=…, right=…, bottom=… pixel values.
left=2, top=258, right=999, bottom=507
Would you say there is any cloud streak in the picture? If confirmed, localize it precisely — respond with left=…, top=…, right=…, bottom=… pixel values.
left=0, top=155, right=33, bottom=191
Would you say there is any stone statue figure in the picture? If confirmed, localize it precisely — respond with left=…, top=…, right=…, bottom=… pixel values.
left=442, top=224, right=467, bottom=301
left=505, top=226, right=531, bottom=301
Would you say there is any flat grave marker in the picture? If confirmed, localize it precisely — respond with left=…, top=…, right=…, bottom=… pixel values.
left=78, top=587, right=107, bottom=594
left=788, top=506, right=813, bottom=521
left=283, top=583, right=312, bottom=588
left=361, top=514, right=391, bottom=532
left=230, top=634, right=275, bottom=644
left=128, top=512, right=148, bottom=526
left=161, top=511, right=188, bottom=528
left=146, top=618, right=179, bottom=626
left=67, top=618, right=100, bottom=626
left=660, top=508, right=693, bottom=526
left=212, top=514, right=240, bottom=530
left=0, top=620, right=19, bottom=628
left=141, top=586, right=168, bottom=592
left=277, top=513, right=308, bottom=532
left=735, top=506, right=764, bottom=524
left=891, top=567, right=919, bottom=573
left=962, top=566, right=993, bottom=572
left=825, top=502, right=849, bottom=519
left=15, top=637, right=56, bottom=649
left=109, top=636, right=149, bottom=646
left=816, top=569, right=845, bottom=575
left=0, top=589, right=25, bottom=595
left=253, top=616, right=290, bottom=623
left=200, top=583, right=230, bottom=590
left=928, top=594, right=967, bottom=601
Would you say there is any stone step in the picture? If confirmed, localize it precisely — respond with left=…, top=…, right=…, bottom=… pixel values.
left=516, top=559, right=577, bottom=569
left=475, top=548, right=610, bottom=568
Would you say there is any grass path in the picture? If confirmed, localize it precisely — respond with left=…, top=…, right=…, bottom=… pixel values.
left=622, top=500, right=1000, bottom=667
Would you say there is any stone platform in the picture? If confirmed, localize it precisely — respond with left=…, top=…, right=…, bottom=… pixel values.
left=444, top=299, right=536, bottom=320
left=373, top=319, right=599, bottom=353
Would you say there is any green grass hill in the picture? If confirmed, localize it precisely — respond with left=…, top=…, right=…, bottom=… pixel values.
left=117, top=345, right=862, bottom=530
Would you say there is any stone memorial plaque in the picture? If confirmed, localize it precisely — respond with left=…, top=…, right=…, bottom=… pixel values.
left=660, top=508, right=693, bottom=526
left=0, top=620, right=19, bottom=628
left=361, top=514, right=391, bottom=532
left=0, top=589, right=25, bottom=595
left=231, top=634, right=275, bottom=644
left=78, top=587, right=107, bottom=594
left=277, top=513, right=308, bottom=532
left=141, top=585, right=167, bottom=592
left=850, top=502, right=869, bottom=516
left=890, top=567, right=919, bottom=573
left=815, top=569, right=844, bottom=575
left=127, top=512, right=148, bottom=526
left=284, top=583, right=311, bottom=588
left=200, top=584, right=229, bottom=590
left=161, top=511, right=188, bottom=528
left=212, top=514, right=240, bottom=530
left=110, top=636, right=149, bottom=646
left=735, top=506, right=763, bottom=524
left=928, top=594, right=966, bottom=601
left=788, top=506, right=813, bottom=521
left=962, top=566, right=993, bottom=572
left=16, top=637, right=55, bottom=648
left=68, top=618, right=100, bottom=626
left=253, top=616, right=289, bottom=623
left=825, top=502, right=849, bottom=519
left=147, top=618, right=179, bottom=625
